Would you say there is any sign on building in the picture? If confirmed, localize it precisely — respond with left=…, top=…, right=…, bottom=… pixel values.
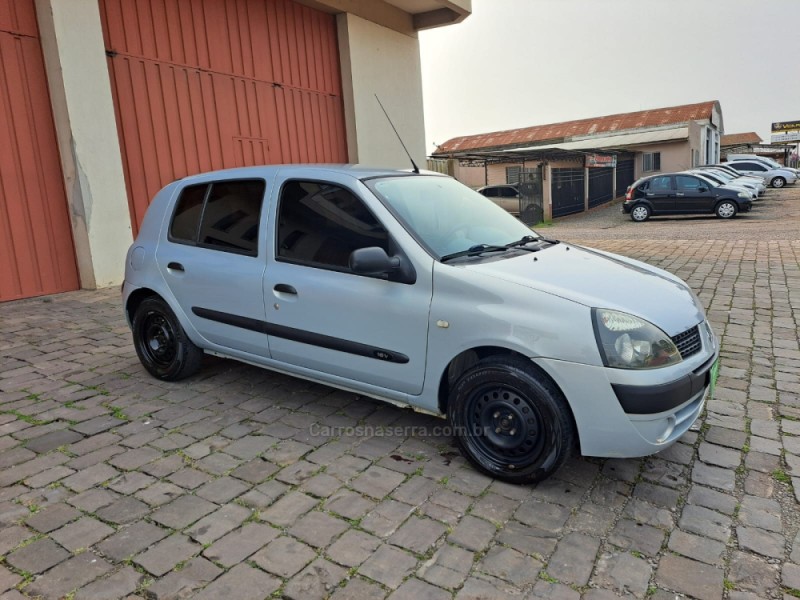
left=771, top=132, right=800, bottom=144
left=771, top=120, right=800, bottom=133
left=585, top=153, right=616, bottom=168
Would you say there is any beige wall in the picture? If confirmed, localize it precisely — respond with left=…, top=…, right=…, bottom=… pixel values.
left=632, top=141, right=691, bottom=180
left=35, top=0, right=132, bottom=290
left=338, top=13, right=426, bottom=169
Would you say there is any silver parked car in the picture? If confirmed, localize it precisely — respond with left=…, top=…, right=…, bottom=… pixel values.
left=726, top=160, right=797, bottom=188
left=123, top=165, right=719, bottom=483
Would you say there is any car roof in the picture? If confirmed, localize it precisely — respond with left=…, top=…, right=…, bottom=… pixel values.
left=176, top=164, right=446, bottom=184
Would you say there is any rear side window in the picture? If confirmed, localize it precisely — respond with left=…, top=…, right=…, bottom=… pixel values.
left=169, top=179, right=266, bottom=256
left=649, top=176, right=672, bottom=192
left=481, top=187, right=499, bottom=197
left=276, top=180, right=389, bottom=271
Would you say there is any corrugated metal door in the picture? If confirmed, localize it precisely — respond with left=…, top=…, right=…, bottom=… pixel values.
left=588, top=167, right=613, bottom=208
left=551, top=168, right=585, bottom=218
left=99, top=0, right=348, bottom=232
left=0, top=0, right=79, bottom=302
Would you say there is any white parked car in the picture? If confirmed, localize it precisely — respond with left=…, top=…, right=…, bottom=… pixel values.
left=726, top=154, right=800, bottom=177
left=726, top=160, right=797, bottom=188
left=122, top=165, right=719, bottom=483
left=686, top=170, right=759, bottom=199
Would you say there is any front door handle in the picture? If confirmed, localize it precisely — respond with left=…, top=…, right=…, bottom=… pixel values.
left=676, top=192, right=685, bottom=196
left=274, top=283, right=297, bottom=295
left=167, top=262, right=185, bottom=272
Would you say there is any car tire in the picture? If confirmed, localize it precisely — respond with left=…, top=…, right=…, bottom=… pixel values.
left=772, top=176, right=786, bottom=188
left=447, top=355, right=575, bottom=484
left=132, top=296, right=204, bottom=381
left=630, top=204, right=651, bottom=222
left=715, top=200, right=737, bottom=219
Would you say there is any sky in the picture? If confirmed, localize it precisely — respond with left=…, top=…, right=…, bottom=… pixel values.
left=418, top=0, right=800, bottom=154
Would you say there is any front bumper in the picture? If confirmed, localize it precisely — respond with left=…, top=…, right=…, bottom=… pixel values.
left=535, top=320, right=718, bottom=458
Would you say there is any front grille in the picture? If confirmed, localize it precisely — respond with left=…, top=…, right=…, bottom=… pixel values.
left=672, top=325, right=701, bottom=359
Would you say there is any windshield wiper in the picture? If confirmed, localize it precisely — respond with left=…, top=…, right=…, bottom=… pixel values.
left=504, top=235, right=560, bottom=248
left=440, top=244, right=512, bottom=263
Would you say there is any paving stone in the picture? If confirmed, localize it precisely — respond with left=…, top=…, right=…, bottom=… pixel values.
left=417, top=543, right=472, bottom=589
left=230, top=457, right=280, bottom=483
left=203, top=522, right=278, bottom=568
left=656, top=554, right=724, bottom=600
left=739, top=496, right=782, bottom=532
left=744, top=471, right=775, bottom=498
left=145, top=557, right=222, bottom=599
left=679, top=504, right=732, bottom=542
left=687, top=484, right=738, bottom=515
left=529, top=579, right=580, bottom=599
left=96, top=496, right=151, bottom=525
left=109, top=447, right=162, bottom=470
left=737, top=526, right=785, bottom=558
left=327, top=529, right=382, bottom=568
left=641, top=457, right=687, bottom=489
left=186, top=502, right=251, bottom=544
left=25, top=428, right=83, bottom=453
left=608, top=519, right=665, bottom=556
left=237, top=479, right=288, bottom=509
left=0, top=446, right=36, bottom=469
left=192, top=563, right=281, bottom=600
left=495, top=520, right=558, bottom=557
left=455, top=576, right=520, bottom=600
left=7, top=537, right=70, bottom=574
left=469, top=492, right=519, bottom=523
left=325, top=489, right=376, bottom=520
left=252, top=536, right=316, bottom=577
left=727, top=550, right=780, bottom=594
left=514, top=499, right=571, bottom=533
left=359, top=544, right=418, bottom=589
left=633, top=481, right=681, bottom=508
left=98, top=521, right=170, bottom=562
left=134, top=481, right=184, bottom=506
left=134, top=534, right=201, bottom=577
left=478, top=545, right=541, bottom=587
left=351, top=465, right=406, bottom=500
left=622, top=498, right=674, bottom=530
left=62, top=462, right=119, bottom=492
left=195, top=475, right=249, bottom=503
left=25, top=464, right=75, bottom=488
left=75, top=566, right=143, bottom=600
left=0, top=565, right=21, bottom=593
left=745, top=451, right=780, bottom=474
left=360, top=499, right=415, bottom=538
left=72, top=415, right=125, bottom=435
left=668, top=529, right=726, bottom=565
left=26, top=502, right=80, bottom=533
left=447, top=514, right=497, bottom=552
left=288, top=510, right=349, bottom=549
left=0, top=525, right=34, bottom=556
left=108, top=471, right=156, bottom=494
left=388, top=577, right=450, bottom=600
left=698, top=441, right=742, bottom=468
left=260, top=490, right=318, bottom=527
left=167, top=467, right=214, bottom=489
left=284, top=557, right=347, bottom=600
left=781, top=562, right=800, bottom=590
left=51, top=516, right=115, bottom=551
left=592, top=551, right=651, bottom=598
left=26, top=552, right=112, bottom=599
left=151, top=495, right=217, bottom=529
left=389, top=516, right=446, bottom=554
left=705, top=426, right=747, bottom=449
left=547, top=532, right=600, bottom=586
left=329, top=577, right=386, bottom=600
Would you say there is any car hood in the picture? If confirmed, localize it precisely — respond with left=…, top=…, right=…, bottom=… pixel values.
left=465, top=243, right=704, bottom=336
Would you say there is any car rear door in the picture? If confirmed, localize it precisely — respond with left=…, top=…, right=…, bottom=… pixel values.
left=643, top=175, right=675, bottom=212
left=675, top=175, right=715, bottom=212
left=729, top=161, right=768, bottom=178
left=262, top=171, right=433, bottom=396
left=156, top=178, right=271, bottom=358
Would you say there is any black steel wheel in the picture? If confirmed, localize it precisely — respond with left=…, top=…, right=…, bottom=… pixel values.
left=448, top=356, right=575, bottom=484
left=131, top=296, right=203, bottom=381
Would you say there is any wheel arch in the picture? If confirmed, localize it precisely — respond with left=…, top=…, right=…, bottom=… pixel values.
left=126, top=287, right=161, bottom=324
left=437, top=346, right=580, bottom=452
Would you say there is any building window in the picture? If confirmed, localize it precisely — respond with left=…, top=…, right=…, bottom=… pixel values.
left=642, top=152, right=661, bottom=173
left=506, top=166, right=521, bottom=184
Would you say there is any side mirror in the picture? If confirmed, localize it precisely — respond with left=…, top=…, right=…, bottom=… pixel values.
left=698, top=186, right=708, bottom=193
left=349, top=247, right=400, bottom=275
left=349, top=247, right=417, bottom=284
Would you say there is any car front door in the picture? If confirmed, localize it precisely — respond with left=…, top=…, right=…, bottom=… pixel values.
left=156, top=178, right=271, bottom=358
left=262, top=173, right=433, bottom=396
left=644, top=175, right=675, bottom=212
left=675, top=175, right=715, bottom=212
left=729, top=161, right=767, bottom=179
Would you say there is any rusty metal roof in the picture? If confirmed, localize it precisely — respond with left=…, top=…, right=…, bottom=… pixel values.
left=720, top=132, right=762, bottom=147
left=434, top=101, right=719, bottom=156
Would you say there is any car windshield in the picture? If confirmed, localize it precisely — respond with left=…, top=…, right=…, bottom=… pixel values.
left=366, top=175, right=539, bottom=259
left=693, top=174, right=719, bottom=187
left=707, top=170, right=733, bottom=182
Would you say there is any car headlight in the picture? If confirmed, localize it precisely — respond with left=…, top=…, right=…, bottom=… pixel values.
left=592, top=308, right=682, bottom=369
left=737, top=192, right=749, bottom=198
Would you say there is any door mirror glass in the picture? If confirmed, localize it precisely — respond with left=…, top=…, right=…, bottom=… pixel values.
left=349, top=247, right=399, bottom=275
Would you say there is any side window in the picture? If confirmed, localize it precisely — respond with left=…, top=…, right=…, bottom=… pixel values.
left=197, top=180, right=265, bottom=256
left=170, top=184, right=208, bottom=243
left=277, top=181, right=389, bottom=272
left=500, top=187, right=518, bottom=198
left=676, top=175, right=701, bottom=191
left=482, top=187, right=498, bottom=197
left=649, top=176, right=672, bottom=192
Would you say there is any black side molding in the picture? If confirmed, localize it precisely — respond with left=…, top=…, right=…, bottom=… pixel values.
left=612, top=356, right=715, bottom=415
left=191, top=307, right=409, bottom=364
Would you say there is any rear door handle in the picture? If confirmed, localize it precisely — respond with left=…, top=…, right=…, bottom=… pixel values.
left=274, top=283, right=297, bottom=295
left=676, top=192, right=685, bottom=196
left=167, top=262, right=184, bottom=272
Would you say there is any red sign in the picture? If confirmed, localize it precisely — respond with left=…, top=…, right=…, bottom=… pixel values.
left=585, top=153, right=617, bottom=168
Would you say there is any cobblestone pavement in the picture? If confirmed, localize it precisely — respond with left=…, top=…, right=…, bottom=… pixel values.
left=0, top=187, right=799, bottom=599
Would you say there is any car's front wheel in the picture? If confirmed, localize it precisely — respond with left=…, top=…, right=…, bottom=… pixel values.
left=772, top=176, right=786, bottom=188
left=630, top=204, right=651, bottom=222
left=448, top=356, right=575, bottom=484
left=715, top=200, right=737, bottom=219
left=132, top=296, right=203, bottom=381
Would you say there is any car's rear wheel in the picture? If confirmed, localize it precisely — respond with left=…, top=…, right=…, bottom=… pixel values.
left=772, top=176, right=786, bottom=188
left=715, top=200, right=737, bottom=219
left=630, top=204, right=651, bottom=222
left=132, top=297, right=203, bottom=381
left=447, top=356, right=574, bottom=484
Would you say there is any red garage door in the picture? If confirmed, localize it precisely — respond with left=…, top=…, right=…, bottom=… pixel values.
left=99, top=0, right=349, bottom=233
left=0, top=0, right=80, bottom=302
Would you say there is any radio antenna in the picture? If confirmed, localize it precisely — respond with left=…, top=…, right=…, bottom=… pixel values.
left=375, top=94, right=419, bottom=174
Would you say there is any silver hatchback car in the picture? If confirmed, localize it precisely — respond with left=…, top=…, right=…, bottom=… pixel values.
left=123, top=165, right=719, bottom=483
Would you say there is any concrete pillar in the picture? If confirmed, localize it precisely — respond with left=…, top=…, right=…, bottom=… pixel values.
left=337, top=13, right=426, bottom=169
left=543, top=163, right=552, bottom=221
left=35, top=0, right=132, bottom=290
left=584, top=167, right=590, bottom=212
left=612, top=164, right=617, bottom=198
